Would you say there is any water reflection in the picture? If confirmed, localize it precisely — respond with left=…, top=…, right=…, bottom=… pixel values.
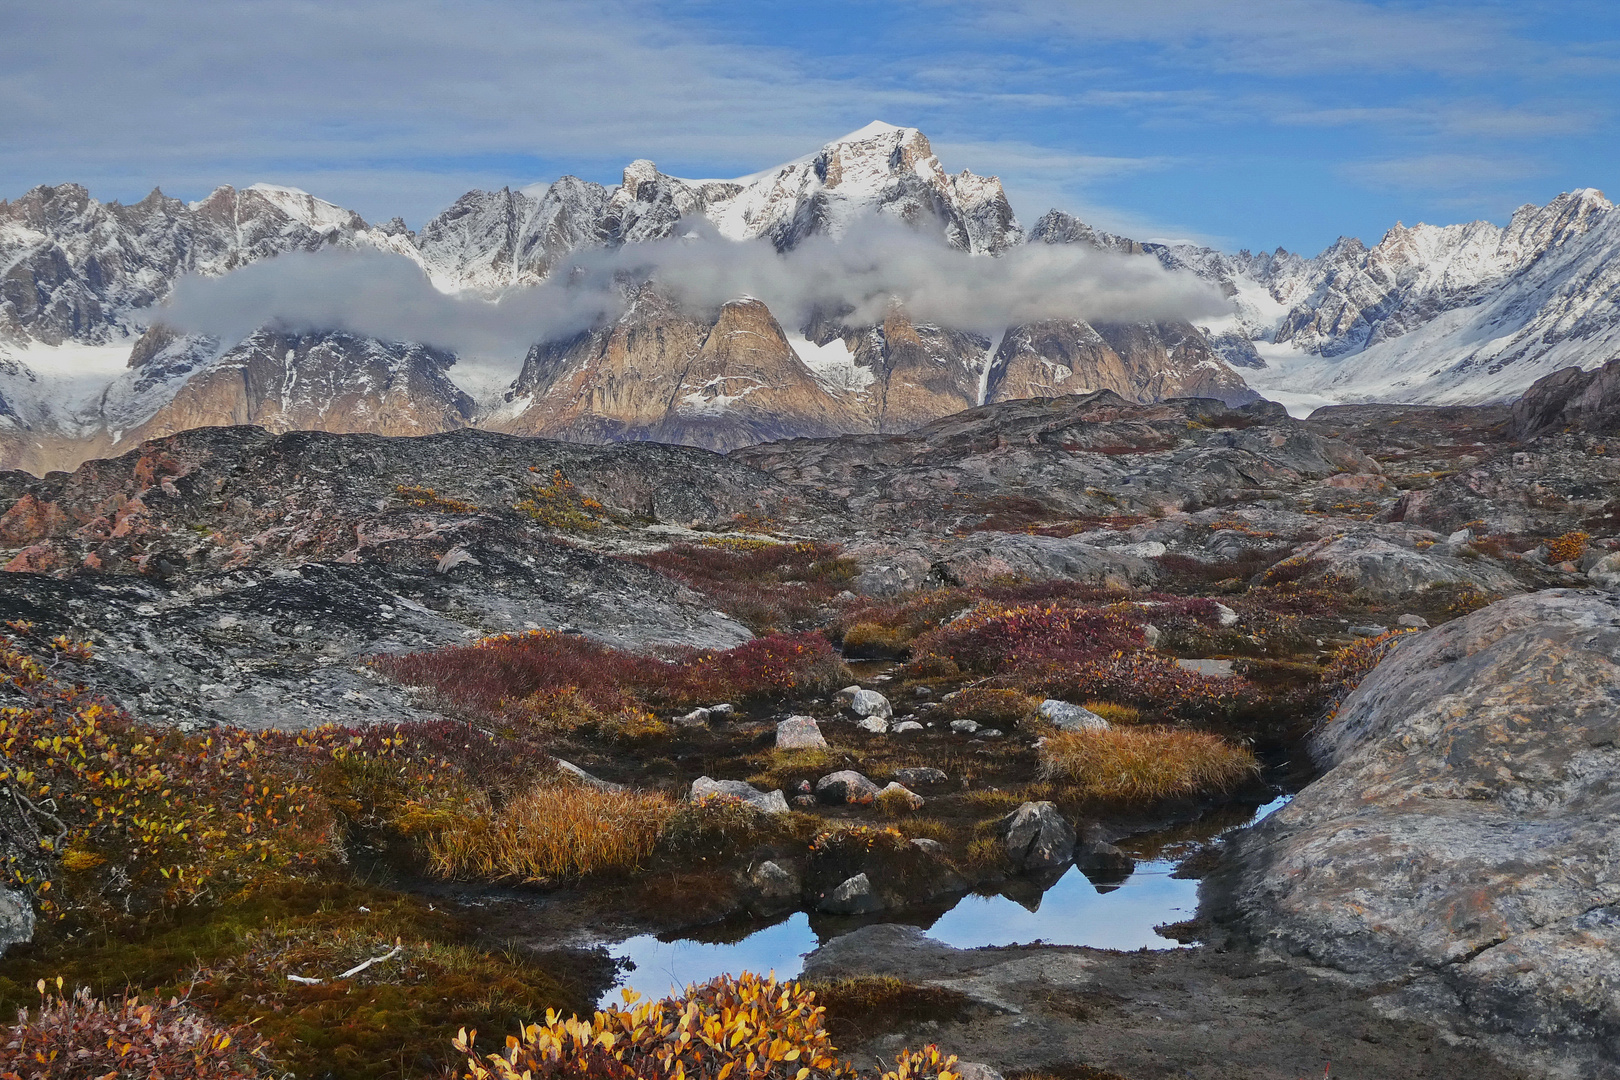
left=603, top=794, right=1294, bottom=1006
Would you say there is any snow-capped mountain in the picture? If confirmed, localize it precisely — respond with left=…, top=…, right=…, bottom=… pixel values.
left=1153, top=189, right=1620, bottom=412
left=20, top=122, right=1617, bottom=469
left=0, top=122, right=1262, bottom=471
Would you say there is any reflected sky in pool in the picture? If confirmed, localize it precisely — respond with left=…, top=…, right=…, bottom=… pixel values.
left=609, top=912, right=818, bottom=1005
left=603, top=795, right=1294, bottom=1006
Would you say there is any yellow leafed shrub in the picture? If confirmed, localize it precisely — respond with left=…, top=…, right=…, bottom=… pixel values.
left=454, top=971, right=961, bottom=1080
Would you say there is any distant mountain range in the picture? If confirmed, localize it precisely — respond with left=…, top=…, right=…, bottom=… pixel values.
left=1, top=121, right=1615, bottom=474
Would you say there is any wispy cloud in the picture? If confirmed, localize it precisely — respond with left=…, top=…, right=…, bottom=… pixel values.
left=164, top=219, right=1229, bottom=352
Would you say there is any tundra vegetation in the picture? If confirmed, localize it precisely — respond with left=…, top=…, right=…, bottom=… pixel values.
left=0, top=495, right=1508, bottom=1077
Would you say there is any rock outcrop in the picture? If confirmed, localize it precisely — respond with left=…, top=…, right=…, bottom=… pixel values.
left=1511, top=358, right=1620, bottom=440
left=1208, top=590, right=1620, bottom=1073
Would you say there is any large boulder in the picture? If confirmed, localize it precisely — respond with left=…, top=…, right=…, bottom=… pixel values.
left=1207, top=590, right=1620, bottom=1071
left=690, top=776, right=790, bottom=815
left=997, top=801, right=1076, bottom=872
left=0, top=887, right=33, bottom=956
left=776, top=716, right=828, bottom=750
left=846, top=688, right=893, bottom=719
left=1287, top=533, right=1521, bottom=598
left=1038, top=699, right=1110, bottom=732
left=816, top=770, right=881, bottom=805
left=936, top=532, right=1156, bottom=591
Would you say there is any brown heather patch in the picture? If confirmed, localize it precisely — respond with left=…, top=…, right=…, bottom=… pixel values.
left=1038, top=728, right=1258, bottom=805
left=632, top=540, right=856, bottom=634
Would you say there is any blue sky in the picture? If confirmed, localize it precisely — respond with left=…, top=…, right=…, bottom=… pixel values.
left=4, top=0, right=1617, bottom=254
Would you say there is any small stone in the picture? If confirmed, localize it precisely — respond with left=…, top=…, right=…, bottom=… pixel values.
left=816, top=770, right=881, bottom=805
left=1349, top=625, right=1390, bottom=638
left=891, top=720, right=924, bottom=735
left=818, top=872, right=884, bottom=914
left=1396, top=614, right=1430, bottom=629
left=1176, top=658, right=1235, bottom=678
left=750, top=860, right=800, bottom=902
left=954, top=1064, right=1006, bottom=1080
left=912, top=686, right=934, bottom=699
left=911, top=837, right=947, bottom=857
left=1557, top=560, right=1580, bottom=573
left=877, top=781, right=925, bottom=810
left=893, top=767, right=948, bottom=786
left=978, top=728, right=1003, bottom=738
left=776, top=716, right=828, bottom=750
left=950, top=718, right=980, bottom=734
left=690, top=776, right=789, bottom=814
left=556, top=759, right=625, bottom=792
left=1038, top=699, right=1110, bottom=732
left=1214, top=603, right=1239, bottom=628
left=857, top=716, right=890, bottom=734
left=792, top=794, right=818, bottom=809
left=674, top=707, right=711, bottom=728
left=708, top=703, right=737, bottom=718
left=848, top=688, right=893, bottom=719
left=796, top=780, right=813, bottom=795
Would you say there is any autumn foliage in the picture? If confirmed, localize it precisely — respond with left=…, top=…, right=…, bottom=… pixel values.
left=1, top=983, right=269, bottom=1080
left=374, top=629, right=851, bottom=722
left=454, top=972, right=961, bottom=1080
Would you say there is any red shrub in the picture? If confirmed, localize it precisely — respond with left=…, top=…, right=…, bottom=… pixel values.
left=374, top=630, right=849, bottom=721
left=1, top=985, right=270, bottom=1079
left=906, top=602, right=1145, bottom=675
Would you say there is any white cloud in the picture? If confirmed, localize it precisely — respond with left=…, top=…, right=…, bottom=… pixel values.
left=163, top=220, right=1229, bottom=354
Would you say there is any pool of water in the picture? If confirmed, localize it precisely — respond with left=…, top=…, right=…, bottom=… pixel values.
left=603, top=795, right=1292, bottom=1005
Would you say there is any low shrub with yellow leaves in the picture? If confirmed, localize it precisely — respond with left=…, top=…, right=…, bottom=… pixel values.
left=453, top=972, right=961, bottom=1080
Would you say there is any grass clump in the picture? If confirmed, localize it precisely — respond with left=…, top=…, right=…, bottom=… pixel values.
left=935, top=688, right=1039, bottom=728
left=424, top=782, right=677, bottom=884
left=1039, top=728, right=1258, bottom=804
left=1084, top=701, right=1141, bottom=725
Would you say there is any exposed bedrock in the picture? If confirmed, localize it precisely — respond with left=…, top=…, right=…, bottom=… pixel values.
left=1206, top=589, right=1620, bottom=1076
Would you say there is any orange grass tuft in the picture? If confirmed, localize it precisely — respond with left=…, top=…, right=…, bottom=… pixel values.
left=424, top=782, right=677, bottom=883
left=1038, top=727, right=1258, bottom=804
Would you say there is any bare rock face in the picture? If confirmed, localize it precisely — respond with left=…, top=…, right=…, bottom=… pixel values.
left=998, top=801, right=1076, bottom=873
left=1511, top=358, right=1620, bottom=440
left=736, top=390, right=1374, bottom=531
left=1207, top=590, right=1620, bottom=1073
left=500, top=291, right=868, bottom=452
left=0, top=886, right=32, bottom=956
left=126, top=330, right=475, bottom=443
left=986, top=320, right=1254, bottom=407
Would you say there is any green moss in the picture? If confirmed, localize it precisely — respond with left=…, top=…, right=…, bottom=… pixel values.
left=0, top=881, right=589, bottom=1080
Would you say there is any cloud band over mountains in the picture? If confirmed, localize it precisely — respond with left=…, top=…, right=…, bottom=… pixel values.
left=164, top=221, right=1229, bottom=355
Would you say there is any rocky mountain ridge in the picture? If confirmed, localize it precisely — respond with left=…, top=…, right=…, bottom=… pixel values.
left=0, top=122, right=1252, bottom=472
left=6, top=124, right=1619, bottom=473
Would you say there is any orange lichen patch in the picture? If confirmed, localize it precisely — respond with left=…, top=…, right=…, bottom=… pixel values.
left=0, top=493, right=73, bottom=545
